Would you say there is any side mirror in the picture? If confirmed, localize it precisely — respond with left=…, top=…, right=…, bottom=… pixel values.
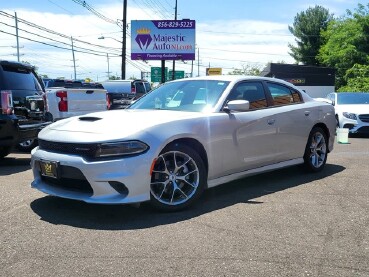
left=225, top=100, right=250, bottom=112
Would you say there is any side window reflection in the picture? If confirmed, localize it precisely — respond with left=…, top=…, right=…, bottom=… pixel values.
left=226, top=82, right=267, bottom=110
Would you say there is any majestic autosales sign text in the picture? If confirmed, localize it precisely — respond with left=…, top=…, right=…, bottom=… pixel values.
left=131, top=20, right=196, bottom=61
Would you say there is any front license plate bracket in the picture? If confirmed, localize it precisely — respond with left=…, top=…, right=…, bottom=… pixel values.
left=39, top=160, right=59, bottom=179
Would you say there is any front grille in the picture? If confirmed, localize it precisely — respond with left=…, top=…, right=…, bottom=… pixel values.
left=357, top=126, right=369, bottom=133
left=38, top=163, right=93, bottom=194
left=359, top=114, right=369, bottom=123
left=38, top=139, right=98, bottom=158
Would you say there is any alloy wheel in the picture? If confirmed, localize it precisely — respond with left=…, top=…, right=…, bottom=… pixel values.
left=150, top=150, right=200, bottom=206
left=309, top=131, right=327, bottom=169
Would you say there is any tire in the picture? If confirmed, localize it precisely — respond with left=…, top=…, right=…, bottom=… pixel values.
left=303, top=127, right=328, bottom=172
left=0, top=146, right=11, bottom=159
left=17, top=139, right=38, bottom=152
left=150, top=143, right=206, bottom=212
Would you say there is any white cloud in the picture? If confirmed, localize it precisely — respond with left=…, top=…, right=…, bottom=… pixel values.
left=0, top=5, right=296, bottom=80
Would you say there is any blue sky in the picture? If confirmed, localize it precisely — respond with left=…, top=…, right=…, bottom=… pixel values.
left=0, top=0, right=360, bottom=80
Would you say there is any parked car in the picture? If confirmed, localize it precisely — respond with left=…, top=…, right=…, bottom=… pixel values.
left=0, top=60, right=51, bottom=157
left=326, top=92, right=369, bottom=134
left=101, top=79, right=151, bottom=109
left=44, top=81, right=107, bottom=122
left=30, top=76, right=336, bottom=211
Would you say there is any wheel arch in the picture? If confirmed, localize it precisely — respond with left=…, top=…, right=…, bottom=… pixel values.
left=163, top=138, right=209, bottom=178
left=311, top=123, right=331, bottom=151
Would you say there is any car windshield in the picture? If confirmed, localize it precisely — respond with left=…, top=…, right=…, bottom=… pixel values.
left=129, top=80, right=230, bottom=112
left=337, top=93, right=369, bottom=104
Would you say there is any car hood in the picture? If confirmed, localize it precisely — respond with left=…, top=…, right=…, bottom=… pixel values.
left=336, top=104, right=369, bottom=114
left=38, top=109, right=205, bottom=143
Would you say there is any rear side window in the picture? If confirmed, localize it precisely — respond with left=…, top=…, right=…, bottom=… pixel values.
left=1, top=65, right=43, bottom=91
left=266, top=82, right=302, bottom=106
left=144, top=82, right=151, bottom=92
left=135, top=82, right=146, bottom=94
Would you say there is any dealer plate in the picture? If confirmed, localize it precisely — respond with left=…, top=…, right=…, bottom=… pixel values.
left=39, top=160, right=59, bottom=179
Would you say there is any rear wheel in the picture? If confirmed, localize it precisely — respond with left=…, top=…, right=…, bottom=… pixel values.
left=150, top=143, right=206, bottom=211
left=303, top=127, right=328, bottom=172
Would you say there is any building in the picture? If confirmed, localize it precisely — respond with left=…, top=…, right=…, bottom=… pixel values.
left=260, top=63, right=335, bottom=98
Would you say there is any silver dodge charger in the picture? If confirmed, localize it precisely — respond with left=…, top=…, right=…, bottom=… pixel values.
left=31, top=76, right=336, bottom=211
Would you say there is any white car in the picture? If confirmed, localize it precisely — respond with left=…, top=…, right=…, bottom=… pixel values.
left=31, top=76, right=336, bottom=211
left=326, top=92, right=369, bottom=134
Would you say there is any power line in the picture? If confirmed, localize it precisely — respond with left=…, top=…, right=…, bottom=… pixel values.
left=71, top=0, right=118, bottom=25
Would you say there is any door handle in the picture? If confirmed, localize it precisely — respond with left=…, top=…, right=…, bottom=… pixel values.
left=304, top=111, right=310, bottom=116
left=267, top=119, right=275, bottom=125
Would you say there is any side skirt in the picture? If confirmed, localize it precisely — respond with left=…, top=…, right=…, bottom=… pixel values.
left=207, top=158, right=304, bottom=188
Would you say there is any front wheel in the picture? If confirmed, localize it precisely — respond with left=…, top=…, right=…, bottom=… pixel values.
left=17, top=139, right=38, bottom=152
left=150, top=143, right=206, bottom=212
left=303, top=127, right=328, bottom=172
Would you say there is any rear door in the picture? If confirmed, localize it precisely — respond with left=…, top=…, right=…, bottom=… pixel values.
left=265, top=81, right=313, bottom=162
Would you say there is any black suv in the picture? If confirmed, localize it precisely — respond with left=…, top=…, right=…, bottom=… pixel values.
left=101, top=79, right=151, bottom=110
left=0, top=60, right=50, bottom=158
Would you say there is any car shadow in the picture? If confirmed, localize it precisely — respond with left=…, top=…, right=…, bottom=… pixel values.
left=349, top=133, right=369, bottom=139
left=30, top=163, right=345, bottom=230
left=0, top=156, right=31, bottom=175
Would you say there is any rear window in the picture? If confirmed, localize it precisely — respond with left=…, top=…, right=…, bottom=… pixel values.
left=102, top=82, right=132, bottom=93
left=1, top=65, right=43, bottom=91
left=144, top=82, right=151, bottom=92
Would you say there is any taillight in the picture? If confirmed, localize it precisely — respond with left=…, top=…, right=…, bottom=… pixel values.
left=131, top=85, right=136, bottom=94
left=106, top=94, right=111, bottom=110
left=1, top=90, right=14, bottom=115
left=42, top=92, right=48, bottom=112
left=56, top=90, right=68, bottom=112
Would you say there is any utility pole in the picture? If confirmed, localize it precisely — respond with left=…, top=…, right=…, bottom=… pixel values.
left=172, top=0, right=178, bottom=81
left=107, top=53, right=110, bottom=79
left=122, top=0, right=127, bottom=80
left=15, top=12, right=20, bottom=62
left=71, top=36, right=77, bottom=80
left=197, top=47, right=200, bottom=77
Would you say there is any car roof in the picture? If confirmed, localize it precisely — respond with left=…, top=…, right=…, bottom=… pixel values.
left=0, top=60, right=35, bottom=70
left=169, top=75, right=299, bottom=87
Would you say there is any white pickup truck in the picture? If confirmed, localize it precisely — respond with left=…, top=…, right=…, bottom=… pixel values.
left=44, top=81, right=108, bottom=122
left=17, top=80, right=108, bottom=151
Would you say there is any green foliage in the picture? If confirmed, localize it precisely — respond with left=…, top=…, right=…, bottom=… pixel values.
left=338, top=64, right=369, bottom=92
left=288, top=5, right=333, bottom=66
left=108, top=75, right=120, bottom=80
left=228, top=63, right=263, bottom=76
left=318, top=3, right=369, bottom=89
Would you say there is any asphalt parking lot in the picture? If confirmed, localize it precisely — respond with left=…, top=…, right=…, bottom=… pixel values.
left=1, top=136, right=369, bottom=277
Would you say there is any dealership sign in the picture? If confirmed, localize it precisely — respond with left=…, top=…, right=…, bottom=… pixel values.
left=131, top=20, right=196, bottom=61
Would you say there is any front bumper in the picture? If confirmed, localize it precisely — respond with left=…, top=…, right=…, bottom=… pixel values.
left=340, top=117, right=369, bottom=134
left=31, top=147, right=153, bottom=204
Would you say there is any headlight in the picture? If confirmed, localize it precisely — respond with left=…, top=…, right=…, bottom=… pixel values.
left=95, top=140, right=149, bottom=158
left=342, top=112, right=357, bottom=120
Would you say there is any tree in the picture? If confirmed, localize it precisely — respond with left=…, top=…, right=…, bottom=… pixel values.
left=338, top=64, right=369, bottom=92
left=318, top=3, right=369, bottom=88
left=288, top=5, right=333, bottom=65
left=109, top=75, right=120, bottom=80
left=228, top=63, right=263, bottom=76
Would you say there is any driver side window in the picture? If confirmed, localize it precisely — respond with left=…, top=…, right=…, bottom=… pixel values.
left=226, top=82, right=267, bottom=110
